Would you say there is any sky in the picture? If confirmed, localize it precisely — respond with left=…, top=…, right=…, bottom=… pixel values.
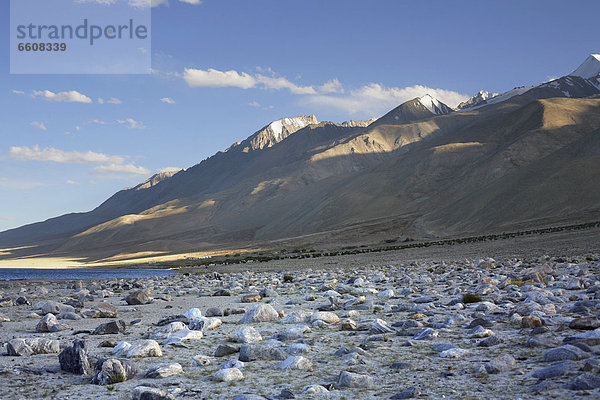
left=0, top=0, right=599, bottom=232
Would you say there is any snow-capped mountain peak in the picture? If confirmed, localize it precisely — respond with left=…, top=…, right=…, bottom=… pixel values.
left=457, top=90, right=500, bottom=110
left=571, top=54, right=600, bottom=79
left=418, top=94, right=452, bottom=115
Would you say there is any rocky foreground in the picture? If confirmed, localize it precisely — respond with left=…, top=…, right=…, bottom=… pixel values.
left=1, top=254, right=600, bottom=399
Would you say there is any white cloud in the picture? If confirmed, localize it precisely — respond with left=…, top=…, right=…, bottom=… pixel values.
left=30, top=121, right=47, bottom=131
left=10, top=145, right=125, bottom=164
left=184, top=68, right=256, bottom=89
left=76, top=0, right=117, bottom=4
left=117, top=118, right=146, bottom=130
left=9, top=145, right=150, bottom=177
left=304, top=83, right=469, bottom=116
left=33, top=90, right=92, bottom=103
left=160, top=97, right=176, bottom=104
left=0, top=177, right=43, bottom=190
left=88, top=119, right=107, bottom=125
left=98, top=97, right=122, bottom=104
left=255, top=74, right=316, bottom=94
left=318, top=78, right=344, bottom=94
left=0, top=216, right=15, bottom=221
left=12, top=89, right=24, bottom=95
left=183, top=67, right=337, bottom=95
left=94, top=163, right=150, bottom=175
left=248, top=101, right=273, bottom=110
left=179, top=0, right=202, bottom=4
left=66, top=180, right=80, bottom=185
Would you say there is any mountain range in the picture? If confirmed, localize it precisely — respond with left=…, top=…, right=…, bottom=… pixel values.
left=2, top=55, right=600, bottom=263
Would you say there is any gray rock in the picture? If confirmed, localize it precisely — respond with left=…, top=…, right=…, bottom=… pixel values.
left=564, top=328, right=600, bottom=346
left=125, top=289, right=152, bottom=305
left=127, top=340, right=163, bottom=358
left=532, top=361, right=578, bottom=380
left=94, top=302, right=118, bottom=318
left=238, top=343, right=286, bottom=362
left=485, top=354, right=516, bottom=374
left=205, top=307, right=223, bottom=317
left=36, top=313, right=58, bottom=332
left=432, top=343, right=455, bottom=352
left=568, top=373, right=600, bottom=390
left=37, top=300, right=75, bottom=315
left=390, top=387, right=418, bottom=399
left=92, top=320, right=126, bottom=335
left=239, top=303, right=280, bottom=323
left=569, top=317, right=600, bottom=331
left=278, top=356, right=312, bottom=370
left=478, top=335, right=501, bottom=347
left=131, top=386, right=176, bottom=400
left=233, top=326, right=263, bottom=343
left=7, top=338, right=60, bottom=356
left=215, top=344, right=240, bottom=357
left=413, top=327, right=437, bottom=340
left=222, top=359, right=244, bottom=369
left=213, top=367, right=244, bottom=382
left=144, top=363, right=183, bottom=378
left=337, top=370, right=373, bottom=388
left=544, top=345, right=590, bottom=362
left=59, top=339, right=93, bottom=375
left=92, top=358, right=137, bottom=385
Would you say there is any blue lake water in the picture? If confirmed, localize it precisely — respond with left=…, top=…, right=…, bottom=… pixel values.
left=0, top=268, right=176, bottom=281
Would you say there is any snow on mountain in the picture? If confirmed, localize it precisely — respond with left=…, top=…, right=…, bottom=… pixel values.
left=229, top=115, right=319, bottom=152
left=457, top=90, right=499, bottom=110
left=418, top=94, right=453, bottom=115
left=571, top=54, right=600, bottom=79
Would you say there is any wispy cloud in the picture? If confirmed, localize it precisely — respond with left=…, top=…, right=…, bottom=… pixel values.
left=33, top=90, right=92, bottom=103
left=0, top=216, right=15, bottom=221
left=303, top=83, right=469, bottom=116
left=0, top=177, right=43, bottom=190
left=160, top=97, right=176, bottom=104
left=117, top=118, right=146, bottom=130
left=12, top=89, right=24, bottom=95
left=182, top=67, right=338, bottom=95
left=10, top=145, right=125, bottom=164
left=98, top=97, right=122, bottom=104
left=94, top=163, right=150, bottom=175
left=66, top=180, right=80, bottom=185
left=30, top=121, right=47, bottom=131
left=248, top=101, right=274, bottom=110
left=9, top=146, right=150, bottom=177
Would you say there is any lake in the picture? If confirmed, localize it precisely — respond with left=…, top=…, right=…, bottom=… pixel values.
left=0, top=268, right=176, bottom=281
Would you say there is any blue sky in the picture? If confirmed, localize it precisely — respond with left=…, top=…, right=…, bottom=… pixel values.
left=1, top=0, right=599, bottom=232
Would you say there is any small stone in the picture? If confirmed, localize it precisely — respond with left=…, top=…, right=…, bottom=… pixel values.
left=241, top=294, right=261, bottom=303
left=278, top=356, right=312, bottom=371
left=144, top=363, right=183, bottom=378
left=569, top=317, right=600, bottom=331
left=341, top=319, right=357, bottom=331
left=478, top=335, right=501, bottom=347
left=301, top=385, right=329, bottom=394
left=193, top=355, right=212, bottom=366
left=213, top=367, right=244, bottom=382
left=439, top=348, right=470, bottom=358
left=36, top=313, right=59, bottom=332
left=183, top=308, right=202, bottom=321
left=239, top=303, right=280, bottom=323
left=131, top=386, right=175, bottom=400
left=215, top=344, right=240, bottom=357
left=485, top=354, right=516, bottom=374
left=310, top=311, right=340, bottom=324
left=94, top=302, right=118, bottom=318
left=532, top=361, right=578, bottom=380
left=413, top=327, right=437, bottom=340
left=212, top=289, right=232, bottom=296
left=150, top=322, right=186, bottom=340
left=7, top=338, right=60, bottom=356
left=544, top=345, right=589, bottom=362
left=125, top=289, right=152, bottom=305
left=92, top=320, right=126, bottom=335
left=233, top=326, right=263, bottom=343
left=205, top=307, right=223, bottom=317
left=521, top=316, right=543, bottom=328
left=59, top=339, right=92, bottom=375
left=127, top=340, right=163, bottom=358
left=468, top=325, right=494, bottom=338
left=92, top=358, right=137, bottom=385
left=337, top=370, right=373, bottom=388
left=222, top=359, right=244, bottom=369
left=568, top=373, right=600, bottom=390
left=390, top=387, right=418, bottom=399
left=162, top=327, right=203, bottom=345
left=112, top=341, right=132, bottom=357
